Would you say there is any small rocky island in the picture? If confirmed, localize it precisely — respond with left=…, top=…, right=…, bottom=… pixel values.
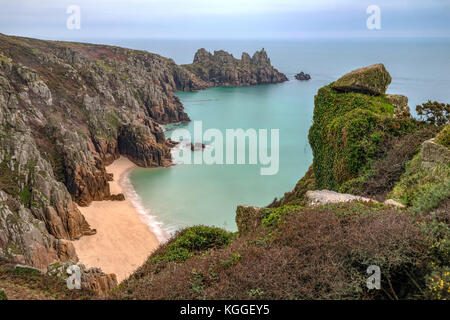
left=295, top=71, right=311, bottom=81
left=183, top=48, right=288, bottom=86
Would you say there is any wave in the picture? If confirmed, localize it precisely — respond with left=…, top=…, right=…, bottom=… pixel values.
left=119, top=167, right=170, bottom=244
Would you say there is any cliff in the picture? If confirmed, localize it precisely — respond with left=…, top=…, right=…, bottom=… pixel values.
left=183, top=48, right=288, bottom=86
left=0, top=34, right=210, bottom=268
left=0, top=35, right=288, bottom=273
left=111, top=65, right=449, bottom=300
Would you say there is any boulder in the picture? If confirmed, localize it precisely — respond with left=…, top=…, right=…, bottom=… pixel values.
left=190, top=142, right=206, bottom=151
left=332, top=63, right=391, bottom=95
left=47, top=262, right=118, bottom=296
left=421, top=138, right=450, bottom=169
left=305, top=190, right=374, bottom=206
left=384, top=199, right=406, bottom=208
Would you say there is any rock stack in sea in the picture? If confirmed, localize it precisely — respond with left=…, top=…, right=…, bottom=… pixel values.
left=295, top=71, right=311, bottom=81
left=183, top=48, right=288, bottom=86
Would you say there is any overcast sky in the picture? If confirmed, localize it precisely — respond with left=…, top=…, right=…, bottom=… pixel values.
left=1, top=0, right=449, bottom=40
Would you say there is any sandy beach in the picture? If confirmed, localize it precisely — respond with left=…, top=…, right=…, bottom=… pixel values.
left=72, top=156, right=160, bottom=282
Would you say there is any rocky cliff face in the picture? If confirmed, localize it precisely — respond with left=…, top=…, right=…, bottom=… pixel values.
left=0, top=34, right=208, bottom=268
left=0, top=35, right=287, bottom=272
left=184, top=48, right=288, bottom=86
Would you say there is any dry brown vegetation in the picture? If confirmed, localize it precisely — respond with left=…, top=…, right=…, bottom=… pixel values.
left=110, top=202, right=432, bottom=300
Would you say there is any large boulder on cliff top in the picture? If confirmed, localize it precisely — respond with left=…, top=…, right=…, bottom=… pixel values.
left=332, top=63, right=392, bottom=95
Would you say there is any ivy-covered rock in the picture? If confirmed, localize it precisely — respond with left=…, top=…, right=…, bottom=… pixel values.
left=309, top=65, right=413, bottom=190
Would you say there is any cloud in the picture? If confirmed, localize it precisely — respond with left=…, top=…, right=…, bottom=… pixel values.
left=0, top=0, right=449, bottom=39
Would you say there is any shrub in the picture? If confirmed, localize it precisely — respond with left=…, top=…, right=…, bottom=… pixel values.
left=151, top=226, right=234, bottom=263
left=338, top=125, right=439, bottom=200
left=389, top=153, right=450, bottom=211
left=0, top=289, right=7, bottom=300
left=416, top=101, right=450, bottom=126
left=435, top=124, right=450, bottom=148
left=110, top=203, right=431, bottom=300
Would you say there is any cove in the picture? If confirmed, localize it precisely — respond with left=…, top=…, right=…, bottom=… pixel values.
left=128, top=81, right=316, bottom=235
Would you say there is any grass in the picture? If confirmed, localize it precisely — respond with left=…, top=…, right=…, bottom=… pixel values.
left=389, top=153, right=450, bottom=212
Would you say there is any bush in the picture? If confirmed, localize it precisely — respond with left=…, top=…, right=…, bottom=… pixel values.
left=416, top=101, right=450, bottom=126
left=110, top=203, right=431, bottom=300
left=151, top=226, right=234, bottom=263
left=435, top=124, right=450, bottom=148
left=389, top=153, right=450, bottom=211
left=0, top=289, right=7, bottom=300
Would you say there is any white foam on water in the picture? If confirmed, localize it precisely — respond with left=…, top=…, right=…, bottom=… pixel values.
left=119, top=168, right=171, bottom=244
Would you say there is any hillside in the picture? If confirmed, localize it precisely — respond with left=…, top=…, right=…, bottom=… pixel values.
left=110, top=65, right=449, bottom=300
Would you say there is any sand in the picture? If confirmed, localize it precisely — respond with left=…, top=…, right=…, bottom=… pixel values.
left=72, top=156, right=160, bottom=282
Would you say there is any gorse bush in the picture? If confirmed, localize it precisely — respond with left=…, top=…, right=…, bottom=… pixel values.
left=416, top=101, right=450, bottom=126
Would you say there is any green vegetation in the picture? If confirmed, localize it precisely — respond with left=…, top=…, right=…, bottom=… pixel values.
left=389, top=153, right=450, bottom=213
left=416, top=101, right=450, bottom=126
left=111, top=202, right=438, bottom=299
left=435, top=124, right=450, bottom=148
left=0, top=289, right=7, bottom=300
left=309, top=84, right=413, bottom=190
left=151, top=226, right=234, bottom=263
left=96, top=59, right=115, bottom=73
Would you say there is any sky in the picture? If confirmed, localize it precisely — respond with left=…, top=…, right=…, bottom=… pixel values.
left=0, top=0, right=450, bottom=40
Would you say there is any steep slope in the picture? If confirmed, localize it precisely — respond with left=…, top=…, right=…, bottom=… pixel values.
left=183, top=48, right=288, bottom=86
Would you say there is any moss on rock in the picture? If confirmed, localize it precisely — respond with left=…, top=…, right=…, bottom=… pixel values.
left=331, top=63, right=392, bottom=96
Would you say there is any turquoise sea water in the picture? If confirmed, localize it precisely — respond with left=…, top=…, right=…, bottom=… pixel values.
left=119, top=39, right=450, bottom=237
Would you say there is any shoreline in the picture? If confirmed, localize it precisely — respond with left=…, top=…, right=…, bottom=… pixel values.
left=72, top=156, right=161, bottom=282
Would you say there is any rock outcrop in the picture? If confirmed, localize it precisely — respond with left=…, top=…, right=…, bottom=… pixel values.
left=309, top=64, right=409, bottom=191
left=0, top=33, right=206, bottom=269
left=295, top=72, right=311, bottom=81
left=421, top=138, right=450, bottom=169
left=305, top=190, right=373, bottom=206
left=331, top=63, right=391, bottom=95
left=184, top=48, right=288, bottom=86
left=386, top=94, right=411, bottom=118
left=47, top=261, right=118, bottom=296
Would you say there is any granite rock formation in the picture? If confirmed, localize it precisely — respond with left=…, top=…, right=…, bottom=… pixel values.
left=0, top=34, right=286, bottom=272
left=295, top=71, right=311, bottom=81
left=0, top=33, right=207, bottom=268
left=184, top=48, right=288, bottom=86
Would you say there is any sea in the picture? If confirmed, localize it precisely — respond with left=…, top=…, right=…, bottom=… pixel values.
left=93, top=38, right=450, bottom=239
